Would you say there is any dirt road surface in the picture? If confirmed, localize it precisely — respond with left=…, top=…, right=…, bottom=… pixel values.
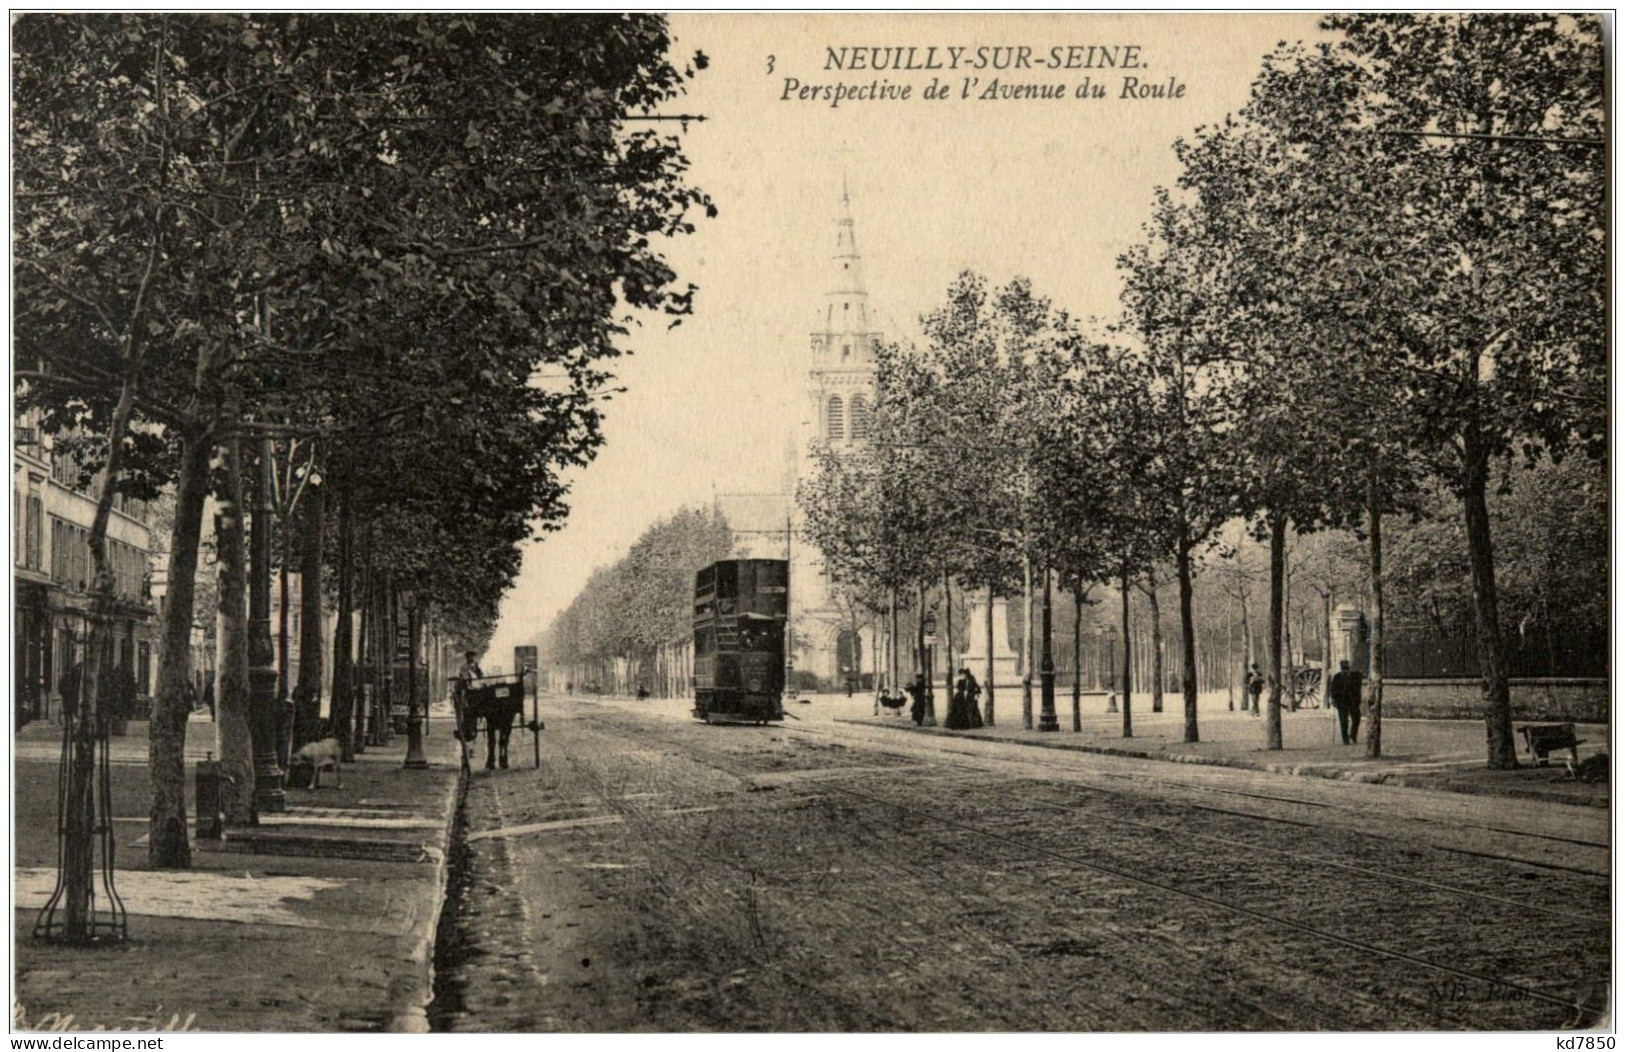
left=431, top=694, right=1610, bottom=1032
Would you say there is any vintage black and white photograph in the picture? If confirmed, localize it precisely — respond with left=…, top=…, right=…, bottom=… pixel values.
left=8, top=9, right=1612, bottom=1037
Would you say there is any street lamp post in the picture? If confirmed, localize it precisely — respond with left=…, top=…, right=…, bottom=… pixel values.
left=1104, top=625, right=1119, bottom=713
left=403, top=594, right=428, bottom=769
left=249, top=436, right=286, bottom=815
left=1037, top=558, right=1059, bottom=732
left=920, top=604, right=937, bottom=727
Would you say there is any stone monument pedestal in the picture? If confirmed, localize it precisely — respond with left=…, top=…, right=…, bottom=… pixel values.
left=962, top=591, right=1021, bottom=688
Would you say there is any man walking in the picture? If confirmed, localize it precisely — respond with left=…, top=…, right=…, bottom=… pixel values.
left=1329, top=659, right=1365, bottom=745
left=1246, top=663, right=1265, bottom=716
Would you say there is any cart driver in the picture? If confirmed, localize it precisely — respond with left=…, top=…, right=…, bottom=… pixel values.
left=453, top=650, right=485, bottom=754
left=457, top=651, right=484, bottom=692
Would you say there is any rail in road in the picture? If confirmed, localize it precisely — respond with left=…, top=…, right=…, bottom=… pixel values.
left=579, top=694, right=1607, bottom=876
left=552, top=696, right=1607, bottom=1028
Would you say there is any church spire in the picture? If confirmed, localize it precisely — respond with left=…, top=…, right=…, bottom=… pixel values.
left=813, top=182, right=877, bottom=364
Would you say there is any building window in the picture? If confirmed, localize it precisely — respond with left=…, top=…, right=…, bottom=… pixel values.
left=825, top=396, right=845, bottom=440
left=138, top=642, right=152, bottom=696
left=26, top=477, right=43, bottom=571
left=850, top=396, right=873, bottom=441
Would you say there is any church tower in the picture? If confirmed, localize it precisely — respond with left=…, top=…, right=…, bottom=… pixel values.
left=802, top=182, right=883, bottom=459
left=790, top=184, right=882, bottom=689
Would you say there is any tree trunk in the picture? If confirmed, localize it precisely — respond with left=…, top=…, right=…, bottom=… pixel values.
left=1322, top=590, right=1335, bottom=708
left=278, top=538, right=290, bottom=720
left=1282, top=549, right=1295, bottom=711
left=330, top=485, right=354, bottom=756
left=1366, top=469, right=1386, bottom=759
left=1463, top=427, right=1516, bottom=768
left=1240, top=593, right=1256, bottom=715
left=890, top=587, right=900, bottom=704
left=1225, top=599, right=1235, bottom=711
left=293, top=479, right=325, bottom=749
left=1072, top=588, right=1082, bottom=732
left=216, top=438, right=254, bottom=824
left=1022, top=555, right=1034, bottom=729
left=382, top=575, right=397, bottom=739
left=1120, top=562, right=1133, bottom=738
left=1265, top=512, right=1286, bottom=750
left=1144, top=566, right=1164, bottom=713
left=355, top=534, right=374, bottom=752
left=942, top=564, right=954, bottom=704
left=60, top=367, right=144, bottom=933
left=148, top=427, right=212, bottom=868
left=352, top=558, right=370, bottom=756
left=1176, top=539, right=1199, bottom=744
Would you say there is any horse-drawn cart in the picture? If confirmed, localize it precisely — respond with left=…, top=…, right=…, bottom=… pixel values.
left=451, top=671, right=543, bottom=772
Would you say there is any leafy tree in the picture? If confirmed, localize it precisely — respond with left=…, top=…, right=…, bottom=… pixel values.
left=14, top=13, right=713, bottom=864
left=1117, top=194, right=1245, bottom=744
left=1316, top=13, right=1606, bottom=767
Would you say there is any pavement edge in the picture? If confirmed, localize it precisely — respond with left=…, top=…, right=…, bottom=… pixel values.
left=835, top=717, right=1608, bottom=807
left=386, top=761, right=467, bottom=1033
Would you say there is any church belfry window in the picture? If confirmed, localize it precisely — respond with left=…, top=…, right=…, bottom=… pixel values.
left=850, top=396, right=873, bottom=441
left=826, top=396, right=846, bottom=440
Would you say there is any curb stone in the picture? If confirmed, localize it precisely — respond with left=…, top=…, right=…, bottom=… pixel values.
left=835, top=718, right=1608, bottom=808
left=386, top=761, right=467, bottom=1033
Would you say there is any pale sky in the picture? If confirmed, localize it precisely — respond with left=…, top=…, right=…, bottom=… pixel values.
left=486, top=13, right=1328, bottom=666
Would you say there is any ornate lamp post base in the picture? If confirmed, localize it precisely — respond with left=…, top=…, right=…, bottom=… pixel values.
left=250, top=666, right=287, bottom=814
left=1038, top=669, right=1060, bottom=731
left=403, top=716, right=429, bottom=769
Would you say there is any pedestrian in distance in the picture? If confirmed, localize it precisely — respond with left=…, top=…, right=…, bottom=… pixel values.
left=960, top=667, right=984, bottom=729
left=907, top=673, right=927, bottom=726
left=1329, top=659, right=1365, bottom=745
left=945, top=669, right=971, bottom=729
left=1246, top=663, right=1265, bottom=716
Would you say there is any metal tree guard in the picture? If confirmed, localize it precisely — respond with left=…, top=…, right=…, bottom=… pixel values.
left=34, top=619, right=127, bottom=945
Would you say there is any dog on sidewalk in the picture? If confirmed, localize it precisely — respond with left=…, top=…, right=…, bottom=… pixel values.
left=292, top=737, right=343, bottom=789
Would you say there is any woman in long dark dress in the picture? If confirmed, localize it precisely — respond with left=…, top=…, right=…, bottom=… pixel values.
left=944, top=673, right=970, bottom=730
left=907, top=673, right=927, bottom=725
left=962, top=669, right=984, bottom=729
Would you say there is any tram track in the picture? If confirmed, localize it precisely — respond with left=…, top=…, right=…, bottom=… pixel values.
left=578, top=706, right=1609, bottom=894
left=554, top=718, right=1343, bottom=1029
left=573, top=708, right=1605, bottom=1023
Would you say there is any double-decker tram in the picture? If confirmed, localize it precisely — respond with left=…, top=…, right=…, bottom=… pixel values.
left=692, top=558, right=788, bottom=724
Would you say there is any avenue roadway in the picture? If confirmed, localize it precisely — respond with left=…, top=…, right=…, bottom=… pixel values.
left=430, top=692, right=1610, bottom=1032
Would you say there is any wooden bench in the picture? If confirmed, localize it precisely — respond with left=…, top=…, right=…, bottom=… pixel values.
left=1518, top=722, right=1585, bottom=774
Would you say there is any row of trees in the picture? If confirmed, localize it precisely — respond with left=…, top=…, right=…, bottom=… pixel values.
left=799, top=14, right=1605, bottom=766
left=538, top=506, right=733, bottom=693
left=14, top=14, right=712, bottom=868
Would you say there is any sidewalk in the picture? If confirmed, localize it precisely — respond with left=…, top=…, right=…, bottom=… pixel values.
left=814, top=691, right=1609, bottom=808
left=12, top=713, right=467, bottom=1033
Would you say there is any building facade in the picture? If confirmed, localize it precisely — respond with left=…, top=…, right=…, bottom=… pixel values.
left=13, top=406, right=157, bottom=727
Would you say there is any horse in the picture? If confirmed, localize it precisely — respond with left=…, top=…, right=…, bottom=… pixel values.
left=457, top=679, right=524, bottom=770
